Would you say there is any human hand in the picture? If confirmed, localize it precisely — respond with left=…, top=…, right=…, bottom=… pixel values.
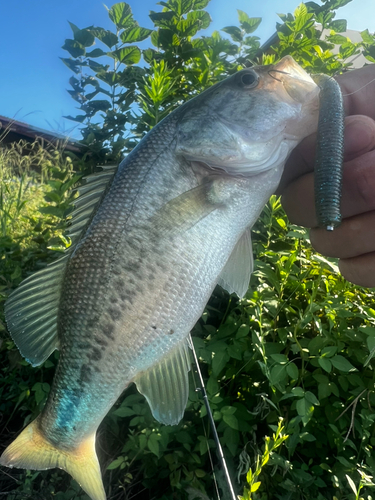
left=279, top=64, right=375, bottom=287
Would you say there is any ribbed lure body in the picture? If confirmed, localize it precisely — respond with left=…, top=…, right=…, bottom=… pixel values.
left=313, top=74, right=345, bottom=230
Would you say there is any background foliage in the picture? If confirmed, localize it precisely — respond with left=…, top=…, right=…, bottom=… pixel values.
left=1, top=0, right=375, bottom=499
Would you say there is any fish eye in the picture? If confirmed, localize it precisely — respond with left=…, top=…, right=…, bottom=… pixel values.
left=238, top=71, right=258, bottom=88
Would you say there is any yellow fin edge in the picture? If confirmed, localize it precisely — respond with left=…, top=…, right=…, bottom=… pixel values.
left=0, top=417, right=105, bottom=500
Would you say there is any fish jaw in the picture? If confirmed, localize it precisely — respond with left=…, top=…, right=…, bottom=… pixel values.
left=176, top=56, right=319, bottom=176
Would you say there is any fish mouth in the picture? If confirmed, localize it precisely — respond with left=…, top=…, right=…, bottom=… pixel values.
left=268, top=55, right=318, bottom=103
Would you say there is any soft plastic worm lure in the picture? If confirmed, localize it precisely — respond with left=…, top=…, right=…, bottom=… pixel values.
left=313, top=73, right=345, bottom=231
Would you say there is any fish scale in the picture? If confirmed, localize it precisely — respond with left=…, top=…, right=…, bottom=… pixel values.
left=1, top=56, right=320, bottom=500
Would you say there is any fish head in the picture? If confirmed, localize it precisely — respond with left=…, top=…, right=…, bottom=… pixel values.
left=176, top=55, right=319, bottom=176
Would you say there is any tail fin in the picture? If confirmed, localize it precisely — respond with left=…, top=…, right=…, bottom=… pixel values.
left=0, top=417, right=106, bottom=500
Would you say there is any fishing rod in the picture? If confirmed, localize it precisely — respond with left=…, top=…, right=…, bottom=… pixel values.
left=189, top=334, right=237, bottom=500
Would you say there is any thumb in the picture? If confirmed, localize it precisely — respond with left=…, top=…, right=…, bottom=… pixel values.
left=344, top=115, right=375, bottom=161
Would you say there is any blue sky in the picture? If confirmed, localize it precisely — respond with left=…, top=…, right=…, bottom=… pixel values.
left=0, top=0, right=374, bottom=139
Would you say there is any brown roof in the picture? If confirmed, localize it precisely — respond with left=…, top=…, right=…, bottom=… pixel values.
left=0, top=115, right=83, bottom=154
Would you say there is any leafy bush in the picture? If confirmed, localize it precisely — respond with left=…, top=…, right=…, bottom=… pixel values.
left=1, top=1, right=375, bottom=499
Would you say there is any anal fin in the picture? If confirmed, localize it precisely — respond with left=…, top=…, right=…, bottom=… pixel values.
left=134, top=339, right=191, bottom=426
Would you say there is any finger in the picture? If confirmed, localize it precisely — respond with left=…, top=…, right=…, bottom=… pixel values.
left=281, top=148, right=375, bottom=228
left=339, top=253, right=375, bottom=288
left=337, top=65, right=375, bottom=120
left=343, top=115, right=375, bottom=161
left=310, top=210, right=375, bottom=259
left=339, top=149, right=375, bottom=217
left=278, top=114, right=375, bottom=193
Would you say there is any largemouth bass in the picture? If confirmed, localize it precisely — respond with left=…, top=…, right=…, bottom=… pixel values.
left=0, top=56, right=319, bottom=500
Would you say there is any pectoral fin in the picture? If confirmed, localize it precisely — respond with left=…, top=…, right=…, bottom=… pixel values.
left=217, top=228, right=253, bottom=298
left=149, top=181, right=220, bottom=235
left=134, top=339, right=191, bottom=425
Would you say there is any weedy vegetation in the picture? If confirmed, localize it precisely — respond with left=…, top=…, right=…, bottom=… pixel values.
left=1, top=0, right=375, bottom=499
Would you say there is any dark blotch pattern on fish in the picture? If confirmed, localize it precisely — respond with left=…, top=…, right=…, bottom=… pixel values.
left=91, top=347, right=102, bottom=361
left=108, top=307, right=122, bottom=321
left=80, top=365, right=92, bottom=384
left=101, top=322, right=115, bottom=339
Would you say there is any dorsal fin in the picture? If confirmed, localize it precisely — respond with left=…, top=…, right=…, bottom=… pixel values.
left=5, top=165, right=117, bottom=367
left=67, top=165, right=117, bottom=244
left=5, top=256, right=68, bottom=366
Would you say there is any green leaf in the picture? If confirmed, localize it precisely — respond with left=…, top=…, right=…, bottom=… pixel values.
left=359, top=326, right=375, bottom=336
left=237, top=11, right=262, bottom=34
left=74, top=29, right=95, bottom=47
left=195, top=469, right=206, bottom=478
left=187, top=10, right=211, bottom=30
left=68, top=21, right=80, bottom=36
left=321, top=346, right=337, bottom=358
left=269, top=364, right=287, bottom=387
left=86, top=100, right=111, bottom=112
left=207, top=376, right=219, bottom=395
left=250, top=482, right=261, bottom=493
left=222, top=26, right=243, bottom=43
left=90, top=27, right=119, bottom=48
left=364, top=336, right=375, bottom=367
left=39, top=206, right=65, bottom=218
left=223, top=413, right=239, bottom=430
left=331, top=355, right=356, bottom=373
left=227, top=343, right=243, bottom=360
left=286, top=362, right=299, bottom=380
left=62, top=39, right=85, bottom=58
left=328, top=34, right=348, bottom=44
left=270, top=354, right=288, bottom=364
left=107, top=2, right=134, bottom=29
left=223, top=426, right=239, bottom=456
left=193, top=0, right=210, bottom=8
left=299, top=432, right=316, bottom=442
left=107, top=456, right=125, bottom=470
left=64, top=114, right=86, bottom=123
left=296, top=397, right=314, bottom=426
left=113, top=407, right=136, bottom=417
left=176, top=18, right=201, bottom=38
left=291, top=387, right=304, bottom=397
left=149, top=10, right=176, bottom=27
left=361, top=29, right=374, bottom=44
left=86, top=48, right=106, bottom=58
left=147, top=434, right=160, bottom=456
left=176, top=431, right=192, bottom=444
left=221, top=406, right=237, bottom=416
left=294, top=4, right=313, bottom=31
left=346, top=474, right=357, bottom=495
left=339, top=41, right=358, bottom=59
left=60, top=57, right=81, bottom=73
left=304, top=391, right=319, bottom=406
left=318, top=383, right=331, bottom=399
left=120, top=27, right=153, bottom=43
left=235, top=324, right=249, bottom=339
left=318, top=357, right=332, bottom=373
left=110, top=46, right=141, bottom=65
left=330, top=19, right=347, bottom=32
left=212, top=351, right=230, bottom=376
